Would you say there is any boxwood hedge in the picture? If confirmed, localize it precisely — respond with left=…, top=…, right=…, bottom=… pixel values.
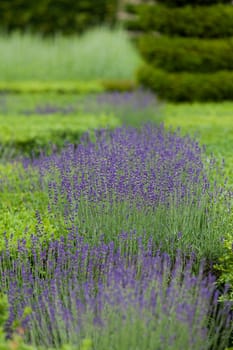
left=153, top=0, right=231, bottom=6
left=125, top=4, right=233, bottom=38
left=0, top=113, right=120, bottom=158
left=0, top=0, right=118, bottom=35
left=138, top=35, right=233, bottom=73
left=137, top=65, right=233, bottom=101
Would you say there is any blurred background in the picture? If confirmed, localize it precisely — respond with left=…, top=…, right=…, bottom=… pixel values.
left=0, top=0, right=233, bottom=176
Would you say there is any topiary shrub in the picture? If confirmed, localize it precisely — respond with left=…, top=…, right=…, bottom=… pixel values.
left=138, top=35, right=233, bottom=73
left=137, top=65, right=233, bottom=101
left=154, top=0, right=231, bottom=6
left=125, top=4, right=233, bottom=38
left=125, top=0, right=233, bottom=101
left=0, top=0, right=118, bottom=35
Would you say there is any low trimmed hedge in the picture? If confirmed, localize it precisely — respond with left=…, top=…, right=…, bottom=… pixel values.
left=138, top=35, right=233, bottom=73
left=0, top=113, right=120, bottom=158
left=0, top=80, right=137, bottom=94
left=0, top=81, right=104, bottom=94
left=125, top=4, right=233, bottom=38
left=154, top=0, right=231, bottom=6
left=137, top=65, right=233, bottom=101
left=0, top=0, right=118, bottom=35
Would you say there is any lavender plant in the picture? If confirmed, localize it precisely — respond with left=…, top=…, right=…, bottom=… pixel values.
left=0, top=233, right=232, bottom=350
left=20, top=124, right=231, bottom=261
left=18, top=90, right=161, bottom=127
left=80, top=89, right=162, bottom=126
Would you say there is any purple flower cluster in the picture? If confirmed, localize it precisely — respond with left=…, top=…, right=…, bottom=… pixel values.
left=20, top=90, right=158, bottom=117
left=1, top=232, right=232, bottom=349
left=93, top=89, right=157, bottom=110
left=31, top=124, right=209, bottom=208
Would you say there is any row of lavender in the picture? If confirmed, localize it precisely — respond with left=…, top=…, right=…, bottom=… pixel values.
left=1, top=124, right=233, bottom=349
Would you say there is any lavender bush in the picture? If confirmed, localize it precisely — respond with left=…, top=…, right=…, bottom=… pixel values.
left=0, top=233, right=232, bottom=350
left=20, top=124, right=231, bottom=261
left=81, top=89, right=161, bottom=126
left=19, top=90, right=161, bottom=127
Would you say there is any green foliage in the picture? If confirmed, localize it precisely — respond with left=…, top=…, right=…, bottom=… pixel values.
left=214, top=234, right=233, bottom=301
left=101, top=80, right=137, bottom=92
left=126, top=0, right=233, bottom=101
left=154, top=0, right=231, bottom=6
left=0, top=80, right=138, bottom=94
left=0, top=294, right=8, bottom=328
left=0, top=0, right=118, bottom=35
left=0, top=28, right=141, bottom=82
left=57, top=339, right=92, bottom=350
left=0, top=157, right=231, bottom=263
left=0, top=91, right=161, bottom=132
left=138, top=35, right=233, bottom=73
left=0, top=113, right=120, bottom=157
left=125, top=4, right=233, bottom=38
left=161, top=102, right=233, bottom=180
left=137, top=65, right=233, bottom=101
left=0, top=81, right=104, bottom=94
left=0, top=294, right=33, bottom=350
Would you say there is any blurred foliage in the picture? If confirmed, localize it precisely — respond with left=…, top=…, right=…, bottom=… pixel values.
left=101, top=80, right=137, bottom=92
left=138, top=35, right=233, bottom=73
left=125, top=3, right=233, bottom=38
left=138, top=66, right=233, bottom=102
left=162, top=102, right=233, bottom=178
left=0, top=113, right=120, bottom=158
left=0, top=29, right=141, bottom=82
left=0, top=81, right=137, bottom=94
left=152, top=0, right=231, bottom=6
left=0, top=294, right=33, bottom=350
left=0, top=81, right=104, bottom=94
left=125, top=0, right=233, bottom=101
left=214, top=234, right=233, bottom=302
left=0, top=0, right=118, bottom=35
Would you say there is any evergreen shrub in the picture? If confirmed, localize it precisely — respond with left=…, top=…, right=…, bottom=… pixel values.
left=0, top=0, right=118, bottom=35
left=125, top=4, right=233, bottom=38
left=138, top=35, right=233, bottom=73
left=138, top=65, right=233, bottom=101
left=155, top=0, right=231, bottom=6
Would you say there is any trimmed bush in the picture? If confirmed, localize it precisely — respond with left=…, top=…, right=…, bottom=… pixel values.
left=0, top=0, right=118, bottom=35
left=137, top=65, right=233, bottom=101
left=0, top=113, right=120, bottom=157
left=125, top=3, right=233, bottom=38
left=101, top=79, right=138, bottom=92
left=0, top=80, right=137, bottom=94
left=0, top=81, right=104, bottom=94
left=126, top=0, right=233, bottom=101
left=154, top=0, right=231, bottom=6
left=138, top=35, right=233, bottom=73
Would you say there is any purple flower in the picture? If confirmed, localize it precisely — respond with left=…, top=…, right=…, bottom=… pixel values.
left=0, top=234, right=232, bottom=349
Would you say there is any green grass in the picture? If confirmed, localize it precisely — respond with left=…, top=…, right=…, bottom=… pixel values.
left=161, top=102, right=233, bottom=180
left=0, top=27, right=141, bottom=81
